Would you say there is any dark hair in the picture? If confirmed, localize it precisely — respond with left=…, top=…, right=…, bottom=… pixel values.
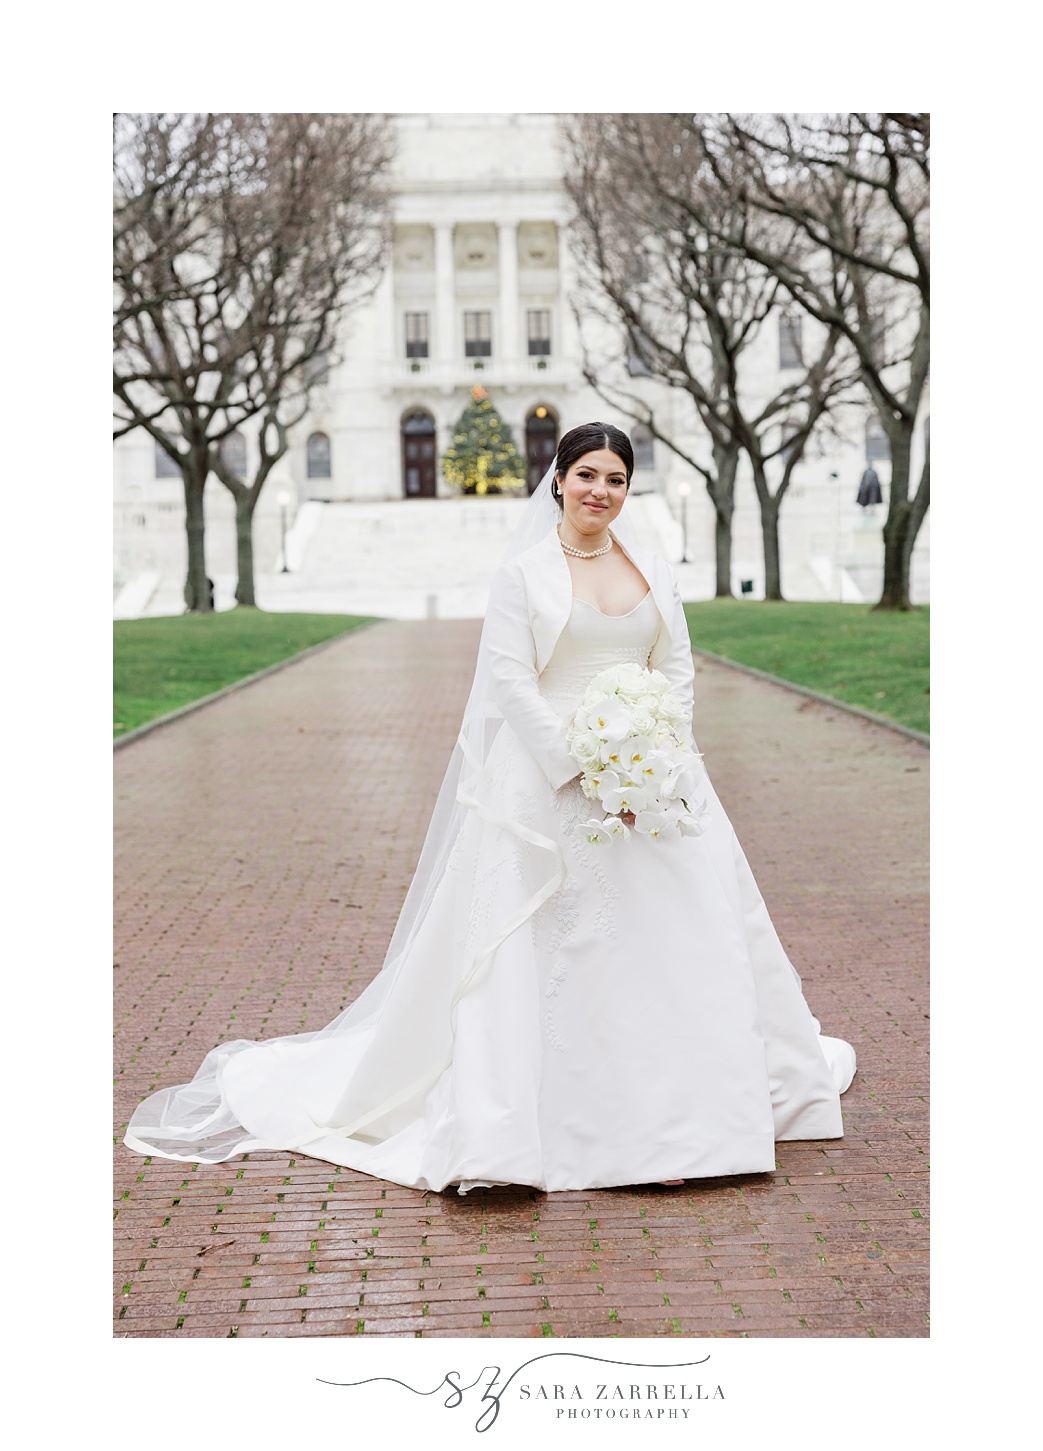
left=551, top=422, right=634, bottom=506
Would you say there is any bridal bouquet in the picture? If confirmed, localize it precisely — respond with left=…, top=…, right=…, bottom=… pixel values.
left=565, top=662, right=709, bottom=843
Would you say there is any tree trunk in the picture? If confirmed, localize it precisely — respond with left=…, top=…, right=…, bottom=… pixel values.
left=708, top=444, right=738, bottom=597
left=745, top=457, right=784, bottom=602
left=234, top=492, right=258, bottom=607
left=713, top=509, right=733, bottom=597
left=875, top=424, right=916, bottom=611
left=759, top=494, right=783, bottom=601
left=899, top=442, right=930, bottom=605
left=182, top=470, right=211, bottom=613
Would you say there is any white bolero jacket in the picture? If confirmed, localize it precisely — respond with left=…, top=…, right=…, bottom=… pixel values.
left=482, top=525, right=696, bottom=792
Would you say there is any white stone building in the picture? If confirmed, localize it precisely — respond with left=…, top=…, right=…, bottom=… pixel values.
left=113, top=113, right=929, bottom=615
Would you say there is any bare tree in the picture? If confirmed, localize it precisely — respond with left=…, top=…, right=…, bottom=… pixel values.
left=562, top=114, right=856, bottom=599
left=205, top=114, right=393, bottom=606
left=700, top=112, right=930, bottom=610
left=114, top=112, right=393, bottom=611
left=115, top=113, right=264, bottom=611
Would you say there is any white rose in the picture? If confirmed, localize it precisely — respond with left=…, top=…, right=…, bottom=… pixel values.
left=571, top=729, right=603, bottom=770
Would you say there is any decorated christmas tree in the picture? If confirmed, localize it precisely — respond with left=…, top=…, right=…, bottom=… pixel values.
left=442, top=386, right=527, bottom=496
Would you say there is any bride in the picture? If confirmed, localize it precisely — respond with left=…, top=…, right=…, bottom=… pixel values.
left=124, top=421, right=856, bottom=1193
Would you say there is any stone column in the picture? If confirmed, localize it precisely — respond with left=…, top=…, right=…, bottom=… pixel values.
left=556, top=222, right=581, bottom=366
left=498, top=220, right=519, bottom=362
left=434, top=222, right=455, bottom=364
left=375, top=262, right=396, bottom=364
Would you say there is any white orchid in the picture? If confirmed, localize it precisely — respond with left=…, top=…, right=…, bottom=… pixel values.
left=634, top=803, right=682, bottom=837
left=583, top=816, right=631, bottom=845
left=677, top=797, right=710, bottom=835
left=599, top=739, right=620, bottom=769
left=579, top=773, right=603, bottom=800
left=634, top=753, right=677, bottom=794
left=618, top=734, right=656, bottom=773
left=601, top=777, right=653, bottom=817
left=589, top=701, right=631, bottom=743
left=662, top=754, right=705, bottom=800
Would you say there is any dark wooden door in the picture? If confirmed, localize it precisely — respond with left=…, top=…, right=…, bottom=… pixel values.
left=402, top=412, right=437, bottom=497
left=526, top=411, right=558, bottom=493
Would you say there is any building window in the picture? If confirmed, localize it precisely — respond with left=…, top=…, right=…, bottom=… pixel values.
left=307, top=346, right=330, bottom=385
left=631, top=423, right=654, bottom=470
left=307, top=431, right=332, bottom=479
left=779, top=313, right=803, bottom=369
left=405, top=312, right=429, bottom=359
left=154, top=442, right=181, bottom=478
left=219, top=430, right=247, bottom=478
left=865, top=416, right=890, bottom=463
left=464, top=310, right=492, bottom=358
left=626, top=326, right=653, bottom=377
left=527, top=309, right=551, bottom=356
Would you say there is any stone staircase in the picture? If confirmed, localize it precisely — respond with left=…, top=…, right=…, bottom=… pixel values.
left=254, top=493, right=689, bottom=619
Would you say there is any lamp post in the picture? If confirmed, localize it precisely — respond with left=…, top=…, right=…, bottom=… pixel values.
left=676, top=481, right=691, bottom=563
left=277, top=490, right=291, bottom=573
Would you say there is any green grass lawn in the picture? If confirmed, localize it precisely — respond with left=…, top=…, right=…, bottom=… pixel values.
left=683, top=600, right=929, bottom=734
left=114, top=610, right=375, bottom=736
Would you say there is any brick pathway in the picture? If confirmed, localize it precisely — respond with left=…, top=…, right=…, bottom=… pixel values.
left=114, top=622, right=928, bottom=1339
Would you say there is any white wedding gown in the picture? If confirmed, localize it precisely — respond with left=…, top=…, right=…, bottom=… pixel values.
left=125, top=591, right=855, bottom=1192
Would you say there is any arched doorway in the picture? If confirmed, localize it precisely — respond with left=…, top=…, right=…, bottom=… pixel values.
left=402, top=410, right=437, bottom=497
left=525, top=405, right=558, bottom=493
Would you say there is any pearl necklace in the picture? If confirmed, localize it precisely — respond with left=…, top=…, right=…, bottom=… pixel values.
left=558, top=529, right=614, bottom=559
